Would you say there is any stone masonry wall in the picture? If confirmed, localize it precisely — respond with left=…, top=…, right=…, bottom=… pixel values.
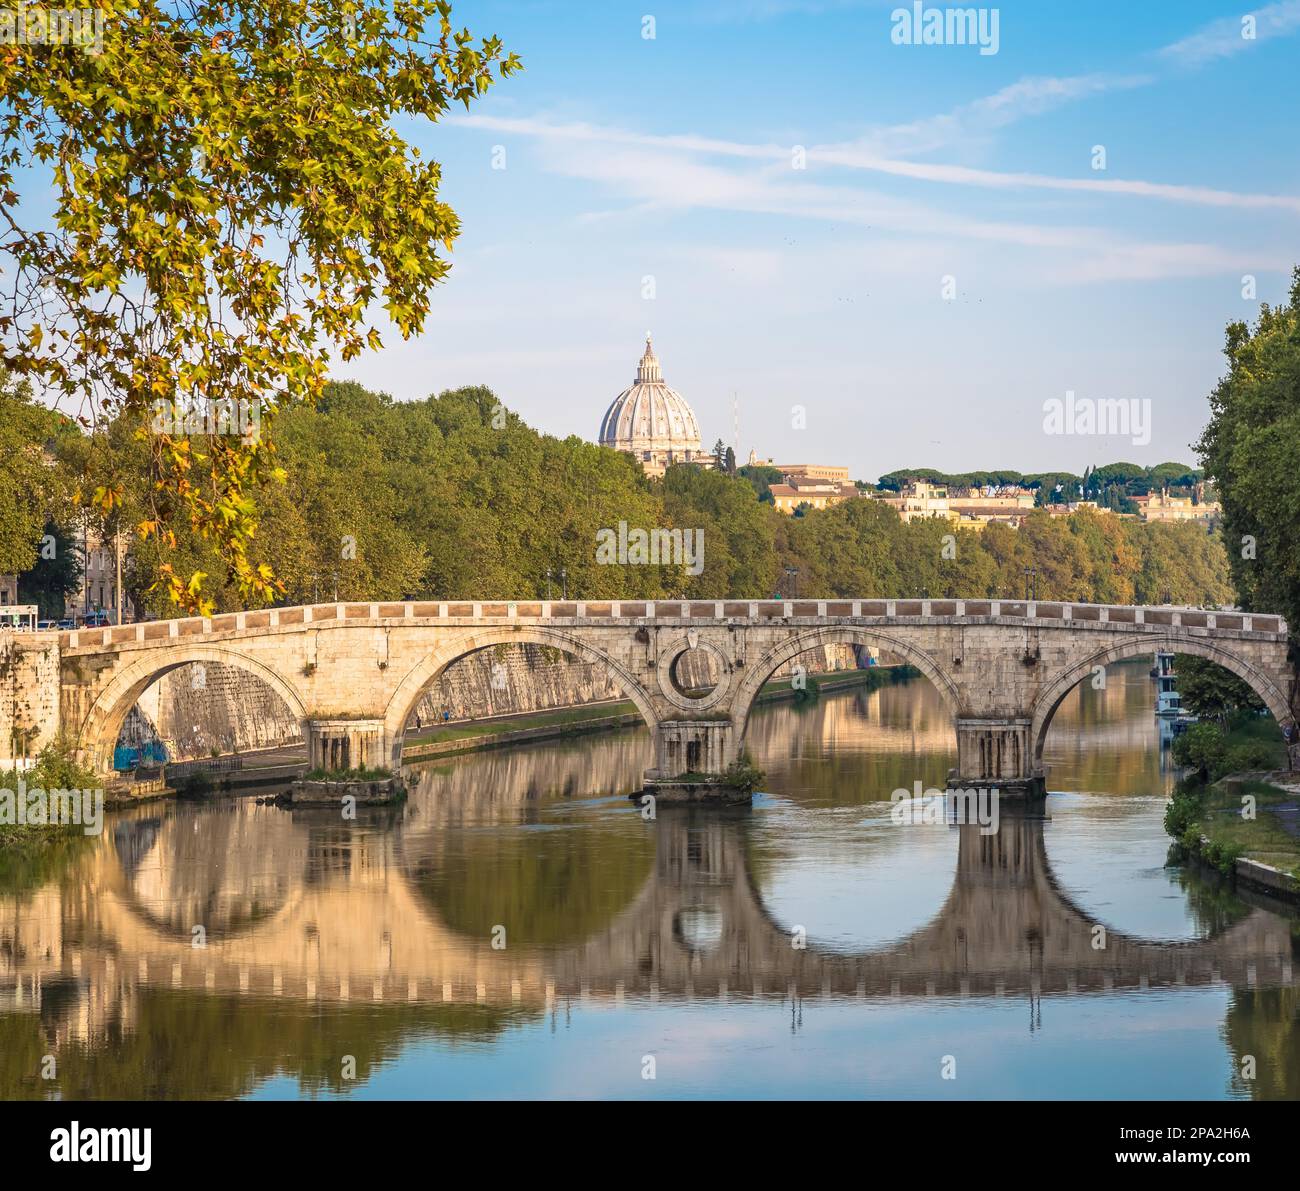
left=117, top=642, right=866, bottom=758
left=1, top=631, right=62, bottom=767
left=121, top=661, right=303, bottom=759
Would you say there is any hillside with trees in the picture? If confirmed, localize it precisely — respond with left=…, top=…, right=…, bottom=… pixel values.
left=6, top=378, right=1238, bottom=617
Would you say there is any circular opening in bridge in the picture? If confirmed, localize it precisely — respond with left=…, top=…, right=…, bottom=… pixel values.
left=673, top=904, right=724, bottom=954
left=668, top=647, right=720, bottom=699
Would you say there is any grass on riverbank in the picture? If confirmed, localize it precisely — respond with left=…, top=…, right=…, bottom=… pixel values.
left=404, top=665, right=912, bottom=748
left=1165, top=711, right=1299, bottom=878
left=0, top=739, right=100, bottom=890
left=1166, top=778, right=1300, bottom=878
left=1171, top=712, right=1286, bottom=782
left=405, top=703, right=634, bottom=745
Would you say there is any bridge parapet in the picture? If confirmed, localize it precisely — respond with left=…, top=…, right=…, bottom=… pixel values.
left=57, top=599, right=1291, bottom=655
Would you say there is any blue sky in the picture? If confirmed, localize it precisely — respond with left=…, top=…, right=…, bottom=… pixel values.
left=330, top=0, right=1300, bottom=482
left=11, top=2, right=1287, bottom=484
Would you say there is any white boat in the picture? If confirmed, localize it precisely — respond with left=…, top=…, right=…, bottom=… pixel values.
left=1153, top=651, right=1182, bottom=717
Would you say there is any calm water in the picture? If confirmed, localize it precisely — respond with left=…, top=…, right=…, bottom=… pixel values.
left=3, top=662, right=1298, bottom=1100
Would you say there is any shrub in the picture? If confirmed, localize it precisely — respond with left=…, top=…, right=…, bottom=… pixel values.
left=176, top=770, right=212, bottom=798
left=1164, top=787, right=1204, bottom=838
left=1171, top=723, right=1226, bottom=780
left=721, top=750, right=765, bottom=795
left=1220, top=738, right=1279, bottom=775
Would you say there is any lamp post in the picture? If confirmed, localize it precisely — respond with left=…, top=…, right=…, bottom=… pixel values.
left=783, top=565, right=799, bottom=599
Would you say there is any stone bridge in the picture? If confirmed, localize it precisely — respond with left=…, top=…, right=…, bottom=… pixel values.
left=47, top=598, right=1297, bottom=789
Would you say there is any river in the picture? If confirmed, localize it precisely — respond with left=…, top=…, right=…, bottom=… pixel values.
left=1, top=660, right=1296, bottom=1099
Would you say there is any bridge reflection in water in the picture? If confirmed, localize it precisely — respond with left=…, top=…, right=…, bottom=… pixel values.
left=2, top=674, right=1298, bottom=1099
left=2, top=801, right=1294, bottom=1037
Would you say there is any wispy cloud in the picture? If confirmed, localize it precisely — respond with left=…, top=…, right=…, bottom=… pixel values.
left=809, top=146, right=1300, bottom=214
left=452, top=112, right=1300, bottom=215
left=1159, top=0, right=1300, bottom=65
left=856, top=72, right=1152, bottom=158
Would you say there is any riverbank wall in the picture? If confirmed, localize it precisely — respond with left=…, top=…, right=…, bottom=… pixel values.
left=0, top=631, right=61, bottom=768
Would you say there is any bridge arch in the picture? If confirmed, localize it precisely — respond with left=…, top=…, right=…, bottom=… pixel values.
left=78, top=645, right=310, bottom=774
left=383, top=626, right=661, bottom=771
left=728, top=625, right=961, bottom=747
left=1030, top=636, right=1292, bottom=765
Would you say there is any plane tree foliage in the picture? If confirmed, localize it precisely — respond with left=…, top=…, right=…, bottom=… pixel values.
left=0, top=0, right=519, bottom=612
left=0, top=367, right=75, bottom=576
left=1174, top=655, right=1265, bottom=721
left=1198, top=269, right=1300, bottom=659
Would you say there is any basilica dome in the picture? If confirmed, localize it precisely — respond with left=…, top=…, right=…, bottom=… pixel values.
left=598, top=336, right=704, bottom=477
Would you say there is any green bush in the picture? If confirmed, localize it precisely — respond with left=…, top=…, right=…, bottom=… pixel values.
left=1202, top=838, right=1242, bottom=876
left=1171, top=723, right=1226, bottom=780
left=0, top=737, right=98, bottom=794
left=175, top=770, right=213, bottom=798
left=721, top=750, right=765, bottom=795
left=1164, top=787, right=1204, bottom=838
left=1221, top=739, right=1279, bottom=775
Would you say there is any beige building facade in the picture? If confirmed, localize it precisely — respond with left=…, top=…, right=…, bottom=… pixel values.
left=1135, top=488, right=1221, bottom=524
left=881, top=479, right=1036, bottom=529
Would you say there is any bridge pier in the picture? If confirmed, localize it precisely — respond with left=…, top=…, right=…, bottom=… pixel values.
left=649, top=719, right=737, bottom=779
left=949, top=716, right=1045, bottom=800
left=305, top=718, right=387, bottom=773
left=643, top=719, right=746, bottom=803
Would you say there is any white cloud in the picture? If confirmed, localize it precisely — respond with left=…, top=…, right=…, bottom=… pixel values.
left=452, top=111, right=1300, bottom=218
left=809, top=146, right=1300, bottom=214
left=1159, top=0, right=1300, bottom=65
left=855, top=72, right=1152, bottom=158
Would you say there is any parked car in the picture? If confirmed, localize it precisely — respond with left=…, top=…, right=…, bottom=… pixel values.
left=56, top=618, right=75, bottom=630
left=37, top=620, right=57, bottom=631
left=81, top=610, right=113, bottom=628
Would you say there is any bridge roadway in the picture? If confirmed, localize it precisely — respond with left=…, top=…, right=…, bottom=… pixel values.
left=54, top=598, right=1296, bottom=787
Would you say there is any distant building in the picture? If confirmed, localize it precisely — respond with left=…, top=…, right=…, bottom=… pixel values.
left=776, top=464, right=851, bottom=484
left=598, top=335, right=707, bottom=478
left=770, top=476, right=858, bottom=514
left=767, top=465, right=858, bottom=513
left=881, top=479, right=1036, bottom=529
left=74, top=526, right=135, bottom=622
left=0, top=575, right=16, bottom=605
left=880, top=479, right=956, bottom=523
left=1045, top=499, right=1115, bottom=518
left=1134, top=487, right=1221, bottom=524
